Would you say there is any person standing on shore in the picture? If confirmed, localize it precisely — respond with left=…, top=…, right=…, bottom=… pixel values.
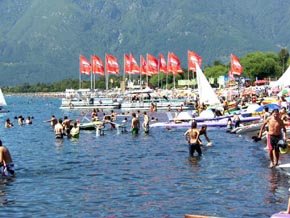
left=258, top=109, right=287, bottom=167
left=0, top=139, right=15, bottom=177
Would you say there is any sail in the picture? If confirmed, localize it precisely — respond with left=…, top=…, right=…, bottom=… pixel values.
left=196, top=64, right=221, bottom=106
left=0, top=89, right=7, bottom=106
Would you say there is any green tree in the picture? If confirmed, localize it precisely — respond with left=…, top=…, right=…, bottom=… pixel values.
left=241, top=52, right=281, bottom=79
left=278, top=48, right=289, bottom=74
left=204, top=64, right=228, bottom=78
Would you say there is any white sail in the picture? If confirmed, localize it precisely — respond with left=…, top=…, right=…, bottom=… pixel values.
left=196, top=64, right=221, bottom=106
left=0, top=89, right=7, bottom=106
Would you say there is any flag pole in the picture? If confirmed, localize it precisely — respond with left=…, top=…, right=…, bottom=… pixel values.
left=79, top=55, right=81, bottom=89
left=123, top=54, right=126, bottom=90
left=146, top=54, right=149, bottom=86
left=90, top=56, right=93, bottom=90
left=139, top=55, right=142, bottom=89
left=158, top=56, right=160, bottom=88
left=105, top=53, right=108, bottom=90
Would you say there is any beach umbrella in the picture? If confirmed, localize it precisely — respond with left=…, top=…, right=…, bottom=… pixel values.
left=255, top=103, right=280, bottom=112
left=246, top=103, right=260, bottom=113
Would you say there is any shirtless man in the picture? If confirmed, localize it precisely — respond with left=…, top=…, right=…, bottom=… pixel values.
left=50, top=115, right=57, bottom=128
left=131, top=112, right=140, bottom=134
left=184, top=121, right=202, bottom=157
left=258, top=109, right=287, bottom=167
left=199, top=124, right=211, bottom=146
left=142, top=111, right=150, bottom=134
left=54, top=118, right=64, bottom=139
left=0, top=140, right=15, bottom=177
left=62, top=116, right=71, bottom=136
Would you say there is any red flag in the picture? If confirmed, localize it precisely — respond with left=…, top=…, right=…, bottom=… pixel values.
left=130, top=54, right=139, bottom=74
left=79, top=55, right=91, bottom=75
left=230, top=54, right=243, bottom=76
left=167, top=52, right=182, bottom=74
left=106, top=54, right=119, bottom=74
left=188, top=50, right=202, bottom=71
left=140, top=55, right=148, bottom=75
left=124, top=54, right=132, bottom=74
left=91, top=55, right=104, bottom=75
left=159, top=53, right=167, bottom=73
left=124, top=54, right=140, bottom=74
left=147, top=54, right=158, bottom=75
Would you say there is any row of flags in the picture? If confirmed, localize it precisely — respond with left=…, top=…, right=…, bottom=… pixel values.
left=80, top=51, right=242, bottom=80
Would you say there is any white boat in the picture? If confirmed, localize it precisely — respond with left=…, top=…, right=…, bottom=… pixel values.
left=120, top=88, right=194, bottom=111
left=196, top=64, right=222, bottom=109
left=59, top=89, right=121, bottom=110
left=150, top=111, right=260, bottom=129
left=0, top=88, right=8, bottom=113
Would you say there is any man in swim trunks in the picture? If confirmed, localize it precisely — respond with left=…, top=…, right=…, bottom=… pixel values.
left=142, top=111, right=150, bottom=134
left=54, top=118, right=64, bottom=139
left=258, top=109, right=287, bottom=167
left=131, top=112, right=140, bottom=134
left=0, top=139, right=15, bottom=177
left=184, top=121, right=202, bottom=157
left=199, top=124, right=211, bottom=145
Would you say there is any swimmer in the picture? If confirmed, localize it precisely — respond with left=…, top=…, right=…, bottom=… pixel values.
left=0, top=139, right=15, bottom=177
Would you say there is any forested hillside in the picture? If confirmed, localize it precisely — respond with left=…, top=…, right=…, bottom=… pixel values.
left=0, top=0, right=290, bottom=86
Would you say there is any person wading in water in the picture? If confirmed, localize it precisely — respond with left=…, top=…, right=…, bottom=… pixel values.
left=258, top=109, right=287, bottom=168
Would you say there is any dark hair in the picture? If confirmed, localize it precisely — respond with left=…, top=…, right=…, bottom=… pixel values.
left=0, top=140, right=2, bottom=146
left=273, top=109, right=279, bottom=113
left=191, top=121, right=197, bottom=128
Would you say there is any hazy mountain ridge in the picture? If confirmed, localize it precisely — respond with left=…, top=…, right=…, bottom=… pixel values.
left=0, top=0, right=289, bottom=86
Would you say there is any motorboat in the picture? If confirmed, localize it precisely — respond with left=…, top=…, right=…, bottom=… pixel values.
left=59, top=89, right=122, bottom=110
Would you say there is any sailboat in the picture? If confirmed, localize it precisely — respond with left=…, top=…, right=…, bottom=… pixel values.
left=196, top=64, right=221, bottom=106
left=0, top=88, right=8, bottom=113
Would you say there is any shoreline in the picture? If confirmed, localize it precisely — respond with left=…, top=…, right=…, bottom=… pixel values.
left=5, top=92, right=64, bottom=98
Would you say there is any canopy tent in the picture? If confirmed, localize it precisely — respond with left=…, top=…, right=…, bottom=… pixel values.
left=271, top=66, right=290, bottom=88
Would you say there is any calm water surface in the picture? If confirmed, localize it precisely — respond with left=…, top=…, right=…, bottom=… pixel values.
left=0, top=95, right=289, bottom=217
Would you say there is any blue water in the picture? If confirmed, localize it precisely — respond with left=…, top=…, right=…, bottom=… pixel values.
left=0, top=95, right=290, bottom=217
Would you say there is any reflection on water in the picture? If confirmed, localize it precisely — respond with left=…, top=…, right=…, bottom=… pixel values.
left=0, top=96, right=289, bottom=217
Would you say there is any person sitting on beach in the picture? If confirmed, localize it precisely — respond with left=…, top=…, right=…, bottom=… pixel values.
left=26, top=116, right=32, bottom=125
left=5, top=118, right=13, bottom=128
left=199, top=124, right=212, bottom=146
left=70, top=121, right=80, bottom=138
left=258, top=109, right=287, bottom=167
left=0, top=139, right=15, bottom=177
left=131, top=112, right=140, bottom=135
left=184, top=121, right=202, bottom=157
left=54, top=118, right=64, bottom=139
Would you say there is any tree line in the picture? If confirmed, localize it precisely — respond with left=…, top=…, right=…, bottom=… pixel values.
left=2, top=49, right=289, bottom=93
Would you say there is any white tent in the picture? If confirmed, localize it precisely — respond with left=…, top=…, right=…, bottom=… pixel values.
left=271, top=66, right=290, bottom=88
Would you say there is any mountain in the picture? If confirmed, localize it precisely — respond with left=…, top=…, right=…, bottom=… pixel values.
left=0, top=0, right=290, bottom=86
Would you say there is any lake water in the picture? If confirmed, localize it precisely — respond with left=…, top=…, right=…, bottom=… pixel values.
left=0, top=95, right=289, bottom=217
